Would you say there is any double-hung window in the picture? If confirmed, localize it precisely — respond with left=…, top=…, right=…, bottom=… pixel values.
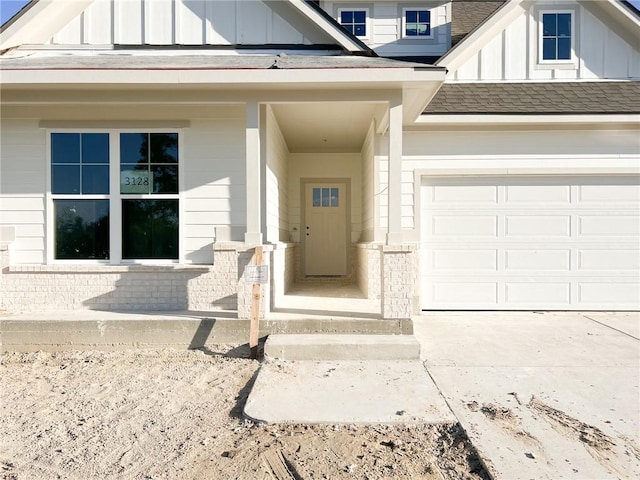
left=50, top=131, right=180, bottom=263
left=338, top=9, right=368, bottom=38
left=403, top=9, right=432, bottom=38
left=52, top=133, right=110, bottom=260
left=540, top=12, right=573, bottom=62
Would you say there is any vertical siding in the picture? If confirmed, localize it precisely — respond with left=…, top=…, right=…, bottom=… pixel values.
left=183, top=110, right=245, bottom=264
left=451, top=2, right=640, bottom=81
left=265, top=107, right=290, bottom=243
left=0, top=120, right=47, bottom=264
left=327, top=1, right=450, bottom=57
left=51, top=0, right=312, bottom=46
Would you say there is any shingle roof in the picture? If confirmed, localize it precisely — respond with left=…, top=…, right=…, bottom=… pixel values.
left=0, top=53, right=439, bottom=70
left=451, top=0, right=507, bottom=46
left=424, top=82, right=640, bottom=115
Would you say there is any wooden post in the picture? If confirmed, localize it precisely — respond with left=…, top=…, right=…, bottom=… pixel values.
left=249, top=246, right=263, bottom=359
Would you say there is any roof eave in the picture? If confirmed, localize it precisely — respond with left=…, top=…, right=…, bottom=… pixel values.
left=416, top=113, right=640, bottom=126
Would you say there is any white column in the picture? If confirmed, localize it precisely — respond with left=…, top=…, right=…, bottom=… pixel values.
left=245, top=100, right=263, bottom=245
left=386, top=95, right=403, bottom=244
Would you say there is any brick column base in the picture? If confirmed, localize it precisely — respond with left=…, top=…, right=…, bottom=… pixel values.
left=237, top=245, right=273, bottom=320
left=381, top=244, right=419, bottom=320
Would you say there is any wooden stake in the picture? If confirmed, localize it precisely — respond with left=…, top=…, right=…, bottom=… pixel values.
left=249, top=246, right=263, bottom=359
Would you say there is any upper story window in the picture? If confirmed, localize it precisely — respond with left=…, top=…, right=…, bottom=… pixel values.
left=403, top=9, right=432, bottom=38
left=338, top=9, right=368, bottom=38
left=540, top=12, right=573, bottom=62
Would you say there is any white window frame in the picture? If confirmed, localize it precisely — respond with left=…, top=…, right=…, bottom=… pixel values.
left=401, top=7, right=434, bottom=40
left=337, top=7, right=370, bottom=40
left=46, top=129, right=184, bottom=265
left=538, top=9, right=576, bottom=66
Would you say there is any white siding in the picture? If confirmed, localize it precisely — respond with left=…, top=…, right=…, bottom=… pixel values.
left=51, top=0, right=313, bottom=46
left=0, top=107, right=246, bottom=266
left=0, top=120, right=47, bottom=264
left=360, top=121, right=375, bottom=242
left=265, top=106, right=289, bottom=243
left=452, top=1, right=640, bottom=81
left=183, top=112, right=246, bottom=263
left=288, top=153, right=362, bottom=243
left=397, top=128, right=640, bottom=243
left=326, top=1, right=450, bottom=57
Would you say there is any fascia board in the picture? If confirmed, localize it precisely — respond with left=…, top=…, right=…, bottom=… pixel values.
left=415, top=114, right=640, bottom=125
left=0, top=0, right=94, bottom=51
left=436, top=0, right=525, bottom=73
left=286, top=0, right=368, bottom=53
left=0, top=67, right=445, bottom=87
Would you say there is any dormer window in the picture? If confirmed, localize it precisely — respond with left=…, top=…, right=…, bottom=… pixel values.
left=403, top=9, right=432, bottom=38
left=338, top=9, right=368, bottom=38
left=540, top=12, right=573, bottom=62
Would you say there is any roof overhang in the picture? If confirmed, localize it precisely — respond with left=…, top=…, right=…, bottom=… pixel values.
left=416, top=113, right=640, bottom=127
left=0, top=64, right=446, bottom=125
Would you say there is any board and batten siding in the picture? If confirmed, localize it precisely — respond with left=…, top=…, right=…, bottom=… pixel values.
left=0, top=120, right=47, bottom=264
left=51, top=0, right=318, bottom=46
left=325, top=1, right=450, bottom=57
left=454, top=2, right=640, bottom=81
left=265, top=106, right=290, bottom=243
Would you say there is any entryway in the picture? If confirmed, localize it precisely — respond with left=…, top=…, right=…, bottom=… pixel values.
left=302, top=181, right=349, bottom=276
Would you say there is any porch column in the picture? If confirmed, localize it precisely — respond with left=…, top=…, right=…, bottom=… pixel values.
left=387, top=95, right=403, bottom=244
left=245, top=100, right=263, bottom=245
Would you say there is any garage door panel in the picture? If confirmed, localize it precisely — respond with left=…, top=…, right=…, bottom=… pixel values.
left=505, top=185, right=570, bottom=203
left=430, top=185, right=498, bottom=203
left=578, top=250, right=640, bottom=270
left=432, top=282, right=497, bottom=303
left=578, top=216, right=640, bottom=236
left=432, top=216, right=497, bottom=236
left=505, top=215, right=570, bottom=237
left=505, top=283, right=570, bottom=304
left=578, top=184, right=640, bottom=202
left=505, top=249, right=570, bottom=270
left=579, top=283, right=640, bottom=304
left=432, top=249, right=497, bottom=270
left=421, top=175, right=640, bottom=311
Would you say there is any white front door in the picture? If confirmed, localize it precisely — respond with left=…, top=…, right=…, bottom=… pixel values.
left=304, top=183, right=348, bottom=276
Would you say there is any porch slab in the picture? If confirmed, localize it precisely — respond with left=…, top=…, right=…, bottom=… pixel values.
left=264, top=334, right=420, bottom=361
left=0, top=310, right=412, bottom=352
left=244, top=359, right=456, bottom=425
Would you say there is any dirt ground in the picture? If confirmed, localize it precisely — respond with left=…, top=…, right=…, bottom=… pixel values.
left=0, top=347, right=489, bottom=480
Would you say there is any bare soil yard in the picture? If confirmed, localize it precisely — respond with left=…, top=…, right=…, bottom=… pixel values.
left=1, top=348, right=488, bottom=480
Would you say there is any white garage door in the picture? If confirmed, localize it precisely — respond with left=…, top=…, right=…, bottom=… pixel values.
left=420, top=176, right=640, bottom=311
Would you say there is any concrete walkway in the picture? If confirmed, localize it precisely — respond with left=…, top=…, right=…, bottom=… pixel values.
left=414, top=311, right=640, bottom=480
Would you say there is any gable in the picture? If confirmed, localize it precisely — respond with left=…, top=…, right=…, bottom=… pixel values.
left=442, top=0, right=640, bottom=81
left=0, top=0, right=367, bottom=51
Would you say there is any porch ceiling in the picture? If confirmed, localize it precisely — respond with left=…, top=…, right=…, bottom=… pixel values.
left=271, top=102, right=380, bottom=153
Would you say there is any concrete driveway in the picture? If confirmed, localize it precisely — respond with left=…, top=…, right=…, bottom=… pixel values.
left=413, top=311, right=640, bottom=480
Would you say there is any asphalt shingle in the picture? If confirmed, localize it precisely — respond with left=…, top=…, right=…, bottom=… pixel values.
left=424, top=82, right=640, bottom=115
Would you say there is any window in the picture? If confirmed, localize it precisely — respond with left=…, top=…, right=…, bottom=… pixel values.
left=338, top=9, right=367, bottom=37
left=312, top=188, right=339, bottom=207
left=52, top=133, right=110, bottom=260
left=403, top=9, right=431, bottom=38
left=541, top=12, right=573, bottom=62
left=50, top=131, right=180, bottom=262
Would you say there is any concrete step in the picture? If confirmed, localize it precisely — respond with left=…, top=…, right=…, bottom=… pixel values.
left=263, top=334, right=421, bottom=361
